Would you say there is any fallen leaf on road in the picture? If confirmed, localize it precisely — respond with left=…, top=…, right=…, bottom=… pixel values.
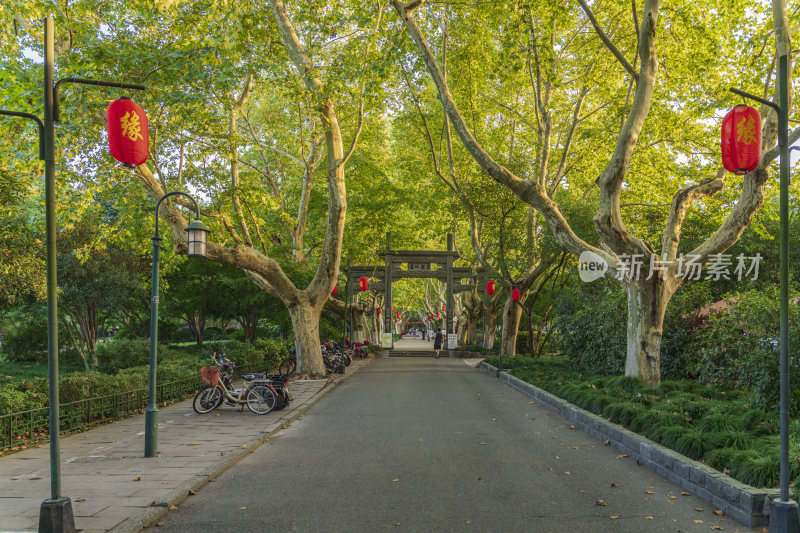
left=393, top=479, right=400, bottom=482
left=529, top=400, right=535, bottom=404
left=609, top=515, right=619, bottom=520
left=492, top=418, right=496, bottom=422
left=220, top=452, right=227, bottom=456
left=646, top=516, right=654, bottom=520
left=169, top=505, right=178, bottom=511
left=695, top=520, right=704, bottom=524
left=604, top=440, right=610, bottom=446
left=209, top=479, right=216, bottom=482
left=669, top=496, right=677, bottom=499
left=616, top=454, right=628, bottom=458
left=609, top=483, right=618, bottom=488
left=155, top=522, right=163, bottom=527
left=645, top=489, right=655, bottom=494
left=580, top=490, right=586, bottom=494
left=696, top=508, right=704, bottom=512
left=569, top=425, right=576, bottom=430
left=133, top=476, right=141, bottom=481
left=481, top=443, right=486, bottom=445
left=240, top=506, right=246, bottom=510
left=681, top=491, right=691, bottom=496
left=596, top=500, right=607, bottom=506
left=711, top=527, right=724, bottom=531
left=188, top=443, right=200, bottom=446
left=242, top=445, right=247, bottom=449
left=188, top=490, right=197, bottom=496
left=713, top=510, right=725, bottom=516
left=75, top=498, right=85, bottom=502
left=395, top=523, right=401, bottom=526
left=466, top=520, right=471, bottom=524
left=564, top=472, right=571, bottom=475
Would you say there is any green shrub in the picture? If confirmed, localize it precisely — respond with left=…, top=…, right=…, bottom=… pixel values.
left=553, top=281, right=626, bottom=375
left=95, top=338, right=153, bottom=373
left=1, top=315, right=49, bottom=361
left=691, top=287, right=800, bottom=414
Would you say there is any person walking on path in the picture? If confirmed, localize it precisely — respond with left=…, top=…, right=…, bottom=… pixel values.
left=433, top=329, right=443, bottom=358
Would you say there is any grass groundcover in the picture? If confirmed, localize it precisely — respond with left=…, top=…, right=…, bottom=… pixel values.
left=485, top=356, right=800, bottom=495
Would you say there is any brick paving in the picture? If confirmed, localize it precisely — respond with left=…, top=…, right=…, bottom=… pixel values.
left=0, top=357, right=372, bottom=533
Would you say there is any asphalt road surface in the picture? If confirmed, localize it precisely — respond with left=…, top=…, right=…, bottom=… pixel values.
left=153, top=357, right=756, bottom=532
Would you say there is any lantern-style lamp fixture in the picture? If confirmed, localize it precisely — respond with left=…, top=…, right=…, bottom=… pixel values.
left=359, top=276, right=368, bottom=291
left=107, top=97, right=149, bottom=167
left=721, top=105, right=761, bottom=175
left=185, top=219, right=209, bottom=258
left=487, top=280, right=496, bottom=295
left=511, top=288, right=520, bottom=302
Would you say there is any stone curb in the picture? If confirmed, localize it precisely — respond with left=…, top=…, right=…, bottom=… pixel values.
left=108, top=359, right=373, bottom=533
left=479, top=362, right=778, bottom=528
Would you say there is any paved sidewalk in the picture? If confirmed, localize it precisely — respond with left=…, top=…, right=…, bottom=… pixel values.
left=0, top=357, right=372, bottom=533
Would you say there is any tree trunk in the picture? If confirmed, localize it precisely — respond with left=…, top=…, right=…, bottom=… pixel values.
left=483, top=309, right=498, bottom=350
left=352, top=308, right=369, bottom=342
left=288, top=302, right=326, bottom=376
left=624, top=277, right=673, bottom=385
left=500, top=297, right=523, bottom=357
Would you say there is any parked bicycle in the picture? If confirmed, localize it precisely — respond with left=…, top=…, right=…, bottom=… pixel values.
left=240, top=356, right=295, bottom=411
left=193, top=352, right=278, bottom=415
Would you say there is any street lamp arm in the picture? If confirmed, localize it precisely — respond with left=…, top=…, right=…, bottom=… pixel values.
left=53, top=78, right=146, bottom=122
left=0, top=110, right=45, bottom=159
left=729, top=87, right=781, bottom=114
left=154, top=190, right=201, bottom=238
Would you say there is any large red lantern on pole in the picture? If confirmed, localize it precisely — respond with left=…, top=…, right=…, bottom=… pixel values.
left=486, top=280, right=496, bottom=296
left=358, top=276, right=368, bottom=291
left=721, top=105, right=761, bottom=175
left=107, top=97, right=149, bottom=167
left=511, top=288, right=520, bottom=302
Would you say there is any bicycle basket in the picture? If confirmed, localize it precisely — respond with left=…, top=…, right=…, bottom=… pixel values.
left=200, top=366, right=220, bottom=387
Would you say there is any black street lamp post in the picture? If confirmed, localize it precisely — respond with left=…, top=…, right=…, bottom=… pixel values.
left=0, top=17, right=144, bottom=533
left=145, top=192, right=208, bottom=458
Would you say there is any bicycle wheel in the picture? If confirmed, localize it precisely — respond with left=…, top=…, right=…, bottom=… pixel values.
left=279, top=357, right=296, bottom=376
left=193, top=386, right=223, bottom=414
left=245, top=384, right=277, bottom=415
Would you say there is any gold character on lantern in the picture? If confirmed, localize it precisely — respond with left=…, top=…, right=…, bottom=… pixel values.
left=736, top=116, right=757, bottom=145
left=120, top=111, right=144, bottom=142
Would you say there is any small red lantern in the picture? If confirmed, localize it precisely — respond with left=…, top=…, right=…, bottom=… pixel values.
left=442, top=305, right=446, bottom=312
left=396, top=311, right=400, bottom=318
left=377, top=308, right=381, bottom=315
left=512, top=288, right=520, bottom=302
left=435, top=311, right=439, bottom=317
left=107, top=98, right=149, bottom=167
left=358, top=276, right=368, bottom=291
left=486, top=280, right=496, bottom=296
left=331, top=285, right=338, bottom=296
left=721, top=105, right=761, bottom=175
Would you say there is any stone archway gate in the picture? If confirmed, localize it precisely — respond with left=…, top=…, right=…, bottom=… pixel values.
left=344, top=233, right=476, bottom=350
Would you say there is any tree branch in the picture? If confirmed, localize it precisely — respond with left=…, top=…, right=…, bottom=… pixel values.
left=577, top=0, right=639, bottom=82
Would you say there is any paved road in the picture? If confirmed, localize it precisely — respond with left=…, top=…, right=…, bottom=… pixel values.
left=154, top=358, right=755, bottom=532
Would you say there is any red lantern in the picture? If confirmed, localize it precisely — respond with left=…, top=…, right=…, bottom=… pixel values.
left=435, top=311, right=439, bottom=317
left=107, top=98, right=149, bottom=167
left=721, top=105, right=761, bottom=175
left=396, top=311, right=400, bottom=318
left=512, top=288, right=520, bottom=302
left=331, top=285, right=338, bottom=296
left=486, top=280, right=496, bottom=296
left=358, top=276, right=368, bottom=291
left=442, top=305, right=446, bottom=312
left=377, top=308, right=381, bottom=315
